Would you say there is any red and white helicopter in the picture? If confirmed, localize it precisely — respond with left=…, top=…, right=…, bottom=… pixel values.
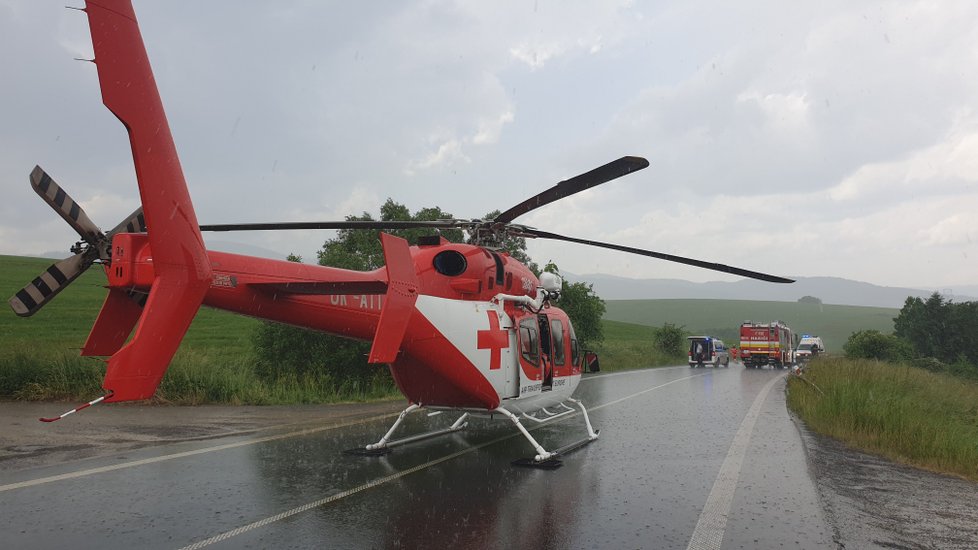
left=10, top=0, right=792, bottom=468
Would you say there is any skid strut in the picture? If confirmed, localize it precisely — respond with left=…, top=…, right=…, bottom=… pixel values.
left=344, top=404, right=469, bottom=456
left=502, top=397, right=600, bottom=470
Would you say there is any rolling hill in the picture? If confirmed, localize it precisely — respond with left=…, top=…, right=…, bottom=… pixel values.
left=603, top=299, right=898, bottom=353
left=566, top=273, right=974, bottom=308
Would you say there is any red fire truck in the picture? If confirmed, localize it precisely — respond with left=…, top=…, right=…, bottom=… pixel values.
left=739, top=320, right=795, bottom=369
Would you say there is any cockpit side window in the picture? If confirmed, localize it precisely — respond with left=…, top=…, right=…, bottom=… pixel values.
left=519, top=318, right=539, bottom=366
left=551, top=319, right=565, bottom=366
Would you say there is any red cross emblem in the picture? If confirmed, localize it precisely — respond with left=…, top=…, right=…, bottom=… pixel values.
left=477, top=310, right=509, bottom=370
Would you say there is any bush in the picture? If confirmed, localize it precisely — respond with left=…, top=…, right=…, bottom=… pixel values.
left=252, top=321, right=385, bottom=387
left=911, top=356, right=946, bottom=373
left=652, top=323, right=687, bottom=357
left=843, top=330, right=912, bottom=362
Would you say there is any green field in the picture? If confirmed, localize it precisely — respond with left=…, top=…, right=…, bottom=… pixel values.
left=604, top=299, right=898, bottom=353
left=0, top=255, right=262, bottom=360
left=0, top=254, right=898, bottom=399
left=0, top=255, right=363, bottom=403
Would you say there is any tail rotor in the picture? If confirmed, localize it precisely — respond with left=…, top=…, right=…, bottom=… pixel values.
left=7, top=167, right=146, bottom=317
left=30, top=165, right=105, bottom=248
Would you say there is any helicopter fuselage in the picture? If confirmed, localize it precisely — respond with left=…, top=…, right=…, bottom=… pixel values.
left=96, top=231, right=583, bottom=412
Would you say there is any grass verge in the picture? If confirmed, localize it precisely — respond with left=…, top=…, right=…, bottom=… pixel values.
left=0, top=349, right=400, bottom=405
left=787, top=357, right=978, bottom=481
left=593, top=320, right=685, bottom=371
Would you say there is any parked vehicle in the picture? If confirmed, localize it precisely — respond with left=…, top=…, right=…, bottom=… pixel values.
left=794, top=335, right=825, bottom=364
left=688, top=336, right=730, bottom=368
left=740, top=320, right=795, bottom=369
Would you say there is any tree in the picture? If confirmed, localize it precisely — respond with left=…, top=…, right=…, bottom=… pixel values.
left=894, top=292, right=978, bottom=373
left=543, top=262, right=605, bottom=349
left=302, top=199, right=469, bottom=382
left=252, top=199, right=611, bottom=380
left=252, top=253, right=370, bottom=383
left=893, top=293, right=948, bottom=360
left=317, top=199, right=465, bottom=269
left=798, top=296, right=822, bottom=305
left=255, top=201, right=467, bottom=384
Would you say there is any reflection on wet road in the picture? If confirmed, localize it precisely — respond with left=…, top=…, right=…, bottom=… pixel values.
left=0, top=367, right=834, bottom=549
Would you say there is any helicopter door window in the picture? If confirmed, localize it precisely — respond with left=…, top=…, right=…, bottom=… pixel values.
left=518, top=319, right=539, bottom=366
left=550, top=319, right=565, bottom=366
left=538, top=315, right=554, bottom=390
left=569, top=322, right=580, bottom=366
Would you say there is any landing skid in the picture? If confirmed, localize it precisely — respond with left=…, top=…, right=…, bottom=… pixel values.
left=344, top=403, right=469, bottom=456
left=501, top=397, right=599, bottom=470
left=344, top=399, right=600, bottom=469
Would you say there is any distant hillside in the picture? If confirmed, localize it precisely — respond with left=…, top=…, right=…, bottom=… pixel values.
left=603, top=299, right=898, bottom=353
left=565, top=273, right=975, bottom=308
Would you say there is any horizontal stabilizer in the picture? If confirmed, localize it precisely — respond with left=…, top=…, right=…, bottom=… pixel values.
left=81, top=288, right=146, bottom=357
left=103, top=274, right=208, bottom=402
left=250, top=280, right=388, bottom=295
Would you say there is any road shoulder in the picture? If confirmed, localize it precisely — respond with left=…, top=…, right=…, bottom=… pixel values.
left=793, top=409, right=978, bottom=549
left=0, top=400, right=405, bottom=473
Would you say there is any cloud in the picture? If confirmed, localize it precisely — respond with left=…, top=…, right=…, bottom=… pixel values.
left=403, top=108, right=514, bottom=174
left=404, top=138, right=470, bottom=175
left=829, top=114, right=978, bottom=204
left=509, top=42, right=565, bottom=70
left=472, top=110, right=515, bottom=145
left=4, top=1, right=978, bottom=290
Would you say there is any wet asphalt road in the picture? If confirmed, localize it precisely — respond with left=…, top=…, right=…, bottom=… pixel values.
left=1, top=367, right=834, bottom=549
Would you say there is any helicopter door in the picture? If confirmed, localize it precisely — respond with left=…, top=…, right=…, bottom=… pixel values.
left=550, top=318, right=565, bottom=375
left=517, top=317, right=543, bottom=396
left=538, top=314, right=553, bottom=391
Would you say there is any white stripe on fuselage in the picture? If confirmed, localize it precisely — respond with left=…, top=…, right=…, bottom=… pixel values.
left=414, top=295, right=518, bottom=399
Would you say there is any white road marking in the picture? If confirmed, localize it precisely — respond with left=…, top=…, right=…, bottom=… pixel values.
left=0, top=412, right=399, bottom=493
left=686, top=373, right=787, bottom=550
left=0, top=367, right=688, bottom=494
left=5, top=367, right=756, bottom=550
left=581, top=365, right=692, bottom=382
left=178, top=370, right=710, bottom=549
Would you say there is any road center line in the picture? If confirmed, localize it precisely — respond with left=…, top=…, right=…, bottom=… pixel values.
left=178, top=371, right=710, bottom=550
left=685, top=373, right=787, bottom=550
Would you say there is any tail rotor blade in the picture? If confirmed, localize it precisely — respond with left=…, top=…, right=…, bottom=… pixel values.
left=107, top=207, right=146, bottom=236
left=30, top=166, right=104, bottom=245
left=8, top=252, right=95, bottom=317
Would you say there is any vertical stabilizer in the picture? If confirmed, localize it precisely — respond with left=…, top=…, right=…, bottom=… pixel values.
left=85, top=0, right=212, bottom=401
left=368, top=234, right=419, bottom=363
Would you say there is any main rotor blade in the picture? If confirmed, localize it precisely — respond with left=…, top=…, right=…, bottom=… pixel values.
left=523, top=228, right=794, bottom=283
left=198, top=220, right=468, bottom=232
left=8, top=252, right=95, bottom=317
left=30, top=166, right=104, bottom=245
left=493, top=156, right=650, bottom=225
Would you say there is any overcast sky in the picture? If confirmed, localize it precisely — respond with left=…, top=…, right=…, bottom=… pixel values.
left=2, top=1, right=976, bottom=291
